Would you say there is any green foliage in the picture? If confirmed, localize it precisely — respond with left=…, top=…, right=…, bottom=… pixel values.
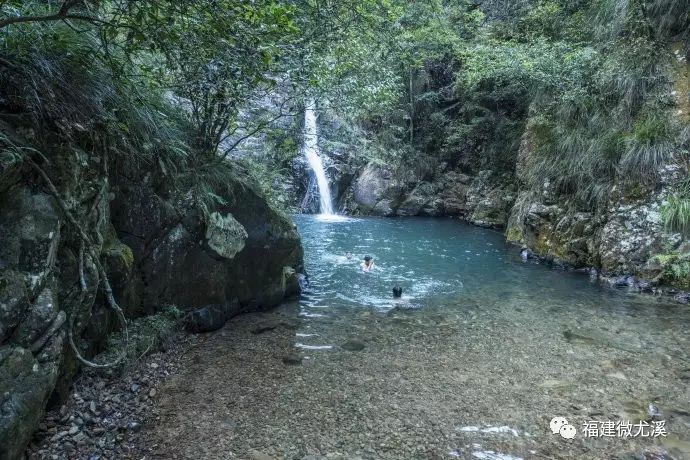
left=3, top=0, right=689, bottom=219
left=237, top=157, right=295, bottom=210
left=621, top=112, right=677, bottom=179
left=302, top=0, right=689, bottom=216
left=652, top=251, right=690, bottom=287
left=662, top=185, right=690, bottom=235
left=94, top=306, right=183, bottom=374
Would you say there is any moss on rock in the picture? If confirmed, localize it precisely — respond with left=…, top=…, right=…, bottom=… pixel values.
left=505, top=226, right=524, bottom=243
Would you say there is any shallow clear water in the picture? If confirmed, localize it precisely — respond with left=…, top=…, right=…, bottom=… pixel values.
left=293, top=214, right=690, bottom=459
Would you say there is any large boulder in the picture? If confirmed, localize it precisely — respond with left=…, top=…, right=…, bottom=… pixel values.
left=465, top=170, right=515, bottom=228
left=0, top=187, right=66, bottom=460
left=351, top=163, right=404, bottom=216
left=440, top=172, right=472, bottom=216
left=397, top=182, right=444, bottom=216
left=506, top=191, right=600, bottom=267
left=111, top=166, right=304, bottom=315
left=0, top=159, right=304, bottom=459
left=597, top=175, right=683, bottom=276
left=0, top=344, right=62, bottom=460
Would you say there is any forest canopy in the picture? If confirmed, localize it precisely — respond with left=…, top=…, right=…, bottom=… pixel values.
left=1, top=0, right=689, bottom=219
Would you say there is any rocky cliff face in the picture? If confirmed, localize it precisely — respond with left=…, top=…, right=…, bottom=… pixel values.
left=505, top=126, right=686, bottom=283
left=340, top=136, right=686, bottom=292
left=345, top=162, right=515, bottom=227
left=336, top=139, right=686, bottom=296
left=0, top=127, right=303, bottom=458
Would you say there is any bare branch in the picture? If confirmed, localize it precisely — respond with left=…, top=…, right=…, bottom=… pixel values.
left=0, top=0, right=102, bottom=29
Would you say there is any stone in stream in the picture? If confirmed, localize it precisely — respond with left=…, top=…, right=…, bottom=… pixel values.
left=341, top=339, right=366, bottom=352
left=252, top=324, right=278, bottom=334
left=282, top=354, right=303, bottom=365
left=562, top=328, right=642, bottom=353
left=248, top=449, right=276, bottom=460
left=386, top=302, right=422, bottom=316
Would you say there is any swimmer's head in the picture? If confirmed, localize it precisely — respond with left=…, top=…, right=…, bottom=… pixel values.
left=393, top=286, right=403, bottom=298
left=364, top=255, right=372, bottom=262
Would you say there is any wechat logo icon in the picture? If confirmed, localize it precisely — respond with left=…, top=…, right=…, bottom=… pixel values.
left=550, top=416, right=577, bottom=439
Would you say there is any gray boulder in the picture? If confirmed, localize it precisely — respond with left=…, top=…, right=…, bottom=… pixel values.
left=352, top=163, right=404, bottom=215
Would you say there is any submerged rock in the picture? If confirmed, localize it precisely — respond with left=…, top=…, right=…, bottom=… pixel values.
left=341, top=339, right=366, bottom=352
left=563, top=328, right=643, bottom=353
left=282, top=354, right=303, bottom=365
left=248, top=450, right=276, bottom=460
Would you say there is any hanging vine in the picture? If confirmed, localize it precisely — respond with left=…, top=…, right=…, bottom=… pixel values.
left=25, top=151, right=129, bottom=369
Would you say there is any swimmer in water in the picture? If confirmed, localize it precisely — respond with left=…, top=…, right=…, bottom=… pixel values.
left=361, top=255, right=375, bottom=272
left=345, top=251, right=353, bottom=260
left=387, top=286, right=421, bottom=315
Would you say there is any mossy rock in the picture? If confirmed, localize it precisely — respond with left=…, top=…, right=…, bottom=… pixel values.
left=102, top=222, right=134, bottom=268
left=505, top=226, right=524, bottom=243
left=105, top=241, right=134, bottom=269
left=651, top=252, right=690, bottom=288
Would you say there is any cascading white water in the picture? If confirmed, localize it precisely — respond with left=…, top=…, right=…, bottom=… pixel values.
left=303, top=101, right=335, bottom=215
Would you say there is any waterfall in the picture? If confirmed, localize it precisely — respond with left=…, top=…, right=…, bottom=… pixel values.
left=303, top=101, right=335, bottom=215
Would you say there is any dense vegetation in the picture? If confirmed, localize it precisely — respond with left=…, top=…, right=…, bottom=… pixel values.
left=308, top=0, right=690, bottom=210
left=0, top=0, right=393, bottom=215
left=5, top=3, right=690, bottom=457
left=1, top=0, right=689, bottom=233
left=195, top=1, right=686, bottom=241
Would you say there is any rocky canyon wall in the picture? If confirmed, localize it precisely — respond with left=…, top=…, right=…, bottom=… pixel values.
left=0, top=122, right=303, bottom=459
